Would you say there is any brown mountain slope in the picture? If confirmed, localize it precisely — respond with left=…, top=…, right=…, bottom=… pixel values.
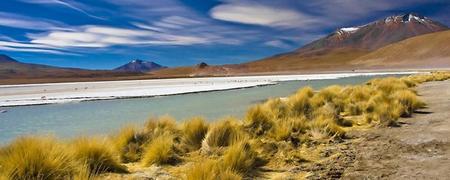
left=350, top=30, right=450, bottom=69
left=298, top=13, right=447, bottom=54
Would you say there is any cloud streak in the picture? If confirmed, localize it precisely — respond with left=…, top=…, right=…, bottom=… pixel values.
left=19, top=0, right=106, bottom=20
left=0, top=39, right=78, bottom=55
left=210, top=2, right=317, bottom=28
left=0, top=12, right=70, bottom=30
left=264, top=40, right=291, bottom=49
left=27, top=25, right=234, bottom=48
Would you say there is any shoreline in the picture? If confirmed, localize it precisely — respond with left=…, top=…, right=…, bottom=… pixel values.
left=0, top=71, right=419, bottom=107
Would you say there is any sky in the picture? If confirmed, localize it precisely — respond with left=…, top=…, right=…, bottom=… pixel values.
left=0, top=0, right=449, bottom=69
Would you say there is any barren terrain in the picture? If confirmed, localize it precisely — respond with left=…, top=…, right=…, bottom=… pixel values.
left=342, top=80, right=450, bottom=179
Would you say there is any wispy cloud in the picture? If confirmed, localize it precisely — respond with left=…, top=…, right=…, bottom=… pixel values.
left=0, top=12, right=70, bottom=30
left=19, top=0, right=106, bottom=20
left=0, top=40, right=78, bottom=55
left=264, top=40, right=291, bottom=49
left=27, top=25, right=223, bottom=48
left=210, top=2, right=318, bottom=28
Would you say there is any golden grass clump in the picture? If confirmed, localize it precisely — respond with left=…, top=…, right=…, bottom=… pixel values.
left=270, top=119, right=293, bottom=141
left=368, top=77, right=409, bottom=94
left=186, top=159, right=242, bottom=180
left=113, top=125, right=147, bottom=163
left=222, top=141, right=260, bottom=175
left=182, top=117, right=209, bottom=151
left=141, top=134, right=179, bottom=166
left=0, top=136, right=79, bottom=180
left=399, top=77, right=417, bottom=88
left=204, top=117, right=246, bottom=148
left=341, top=85, right=375, bottom=115
left=366, top=101, right=403, bottom=126
left=270, top=117, right=308, bottom=142
left=392, top=90, right=426, bottom=117
left=244, top=105, right=274, bottom=136
left=264, top=98, right=289, bottom=119
left=145, top=115, right=179, bottom=137
left=287, top=86, right=314, bottom=117
left=308, top=114, right=345, bottom=139
left=311, top=85, right=344, bottom=110
left=71, top=137, right=127, bottom=174
left=186, top=159, right=217, bottom=180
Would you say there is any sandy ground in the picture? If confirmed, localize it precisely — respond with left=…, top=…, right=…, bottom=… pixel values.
left=342, top=80, right=450, bottom=179
left=0, top=72, right=414, bottom=107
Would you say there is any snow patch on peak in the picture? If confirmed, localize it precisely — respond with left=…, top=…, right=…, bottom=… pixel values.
left=340, top=27, right=359, bottom=32
left=336, top=27, right=360, bottom=36
left=385, top=13, right=428, bottom=23
left=131, top=59, right=143, bottom=63
left=407, top=14, right=427, bottom=23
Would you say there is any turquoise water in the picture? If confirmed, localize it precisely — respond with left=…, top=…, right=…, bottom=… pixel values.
left=0, top=75, right=394, bottom=143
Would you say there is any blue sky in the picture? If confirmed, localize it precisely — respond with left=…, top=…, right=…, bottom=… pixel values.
left=0, top=0, right=449, bottom=69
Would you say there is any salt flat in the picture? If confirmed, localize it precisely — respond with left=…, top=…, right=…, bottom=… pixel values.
left=0, top=72, right=417, bottom=107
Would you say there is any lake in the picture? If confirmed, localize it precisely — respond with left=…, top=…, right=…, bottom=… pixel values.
left=0, top=74, right=402, bottom=143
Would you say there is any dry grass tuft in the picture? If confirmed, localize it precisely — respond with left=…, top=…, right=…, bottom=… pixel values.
left=0, top=136, right=79, bottom=180
left=288, top=87, right=314, bottom=117
left=113, top=125, right=147, bottom=163
left=392, top=90, right=426, bottom=117
left=264, top=98, right=289, bottom=120
left=244, top=105, right=274, bottom=136
left=185, top=159, right=218, bottom=180
left=182, top=117, right=209, bottom=151
left=366, top=102, right=402, bottom=126
left=222, top=141, right=260, bottom=174
left=141, top=135, right=179, bottom=166
left=186, top=159, right=242, bottom=180
left=71, top=137, right=127, bottom=174
left=270, top=117, right=307, bottom=143
left=145, top=115, right=179, bottom=138
left=309, top=114, right=345, bottom=139
left=368, top=77, right=409, bottom=94
left=204, top=117, right=246, bottom=148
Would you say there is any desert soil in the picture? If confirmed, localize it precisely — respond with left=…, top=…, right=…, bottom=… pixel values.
left=341, top=80, right=450, bottom=179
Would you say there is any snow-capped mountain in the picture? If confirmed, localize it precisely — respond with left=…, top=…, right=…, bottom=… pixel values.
left=114, top=59, right=166, bottom=73
left=297, top=13, right=448, bottom=54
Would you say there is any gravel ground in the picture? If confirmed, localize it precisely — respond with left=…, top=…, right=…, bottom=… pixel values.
left=342, top=80, right=450, bottom=179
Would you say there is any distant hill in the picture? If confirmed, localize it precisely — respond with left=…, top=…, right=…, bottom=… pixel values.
left=114, top=59, right=166, bottom=73
left=0, top=54, right=18, bottom=63
left=0, top=54, right=140, bottom=83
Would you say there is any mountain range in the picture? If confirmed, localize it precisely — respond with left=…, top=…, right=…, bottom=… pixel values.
left=1, top=13, right=449, bottom=84
left=0, top=54, right=141, bottom=84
